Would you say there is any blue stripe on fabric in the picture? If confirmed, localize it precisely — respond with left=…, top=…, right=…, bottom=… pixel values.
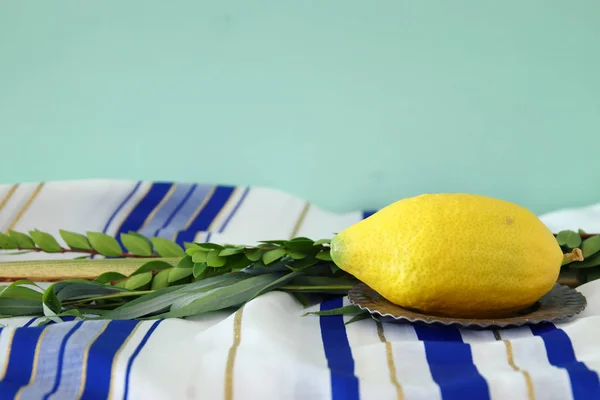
left=115, top=183, right=172, bottom=244
left=175, top=186, right=235, bottom=246
left=103, top=181, right=142, bottom=234
left=138, top=184, right=193, bottom=237
left=155, top=184, right=213, bottom=239
left=531, top=323, right=600, bottom=399
left=22, top=317, right=38, bottom=328
left=0, top=325, right=47, bottom=399
left=123, top=320, right=163, bottom=400
left=153, top=184, right=197, bottom=237
left=362, top=210, right=376, bottom=219
left=413, top=324, right=490, bottom=400
left=218, top=187, right=250, bottom=233
left=203, top=186, right=250, bottom=243
left=42, top=321, right=83, bottom=400
left=80, top=320, right=140, bottom=399
left=45, top=321, right=108, bottom=400
left=319, top=297, right=359, bottom=400
left=15, top=321, right=82, bottom=399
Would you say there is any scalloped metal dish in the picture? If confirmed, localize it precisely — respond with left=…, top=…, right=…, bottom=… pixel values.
left=348, top=283, right=587, bottom=329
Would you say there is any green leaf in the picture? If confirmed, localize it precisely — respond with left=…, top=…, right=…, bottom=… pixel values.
left=127, top=231, right=154, bottom=248
left=289, top=257, right=319, bottom=270
left=29, top=230, right=62, bottom=252
left=130, top=260, right=173, bottom=276
left=114, top=280, right=129, bottom=289
left=259, top=240, right=287, bottom=245
left=292, top=293, right=311, bottom=307
left=316, top=251, right=332, bottom=261
left=1, top=279, right=42, bottom=291
left=95, top=272, right=127, bottom=284
left=192, top=251, right=208, bottom=263
left=168, top=268, right=193, bottom=284
left=286, top=250, right=306, bottom=260
left=285, top=238, right=315, bottom=252
left=184, top=242, right=199, bottom=250
left=195, top=243, right=223, bottom=251
left=193, top=263, right=208, bottom=279
left=8, top=231, right=36, bottom=249
left=345, top=313, right=372, bottom=325
left=177, top=255, right=194, bottom=269
left=556, top=230, right=582, bottom=248
left=51, top=280, right=129, bottom=302
left=207, top=250, right=227, bottom=267
left=263, top=248, right=286, bottom=265
left=55, top=309, right=85, bottom=319
left=104, top=274, right=248, bottom=320
left=225, top=254, right=253, bottom=271
left=185, top=246, right=205, bottom=256
left=219, top=247, right=243, bottom=257
left=248, top=271, right=303, bottom=301
left=42, top=283, right=62, bottom=314
left=330, top=264, right=341, bottom=274
left=151, top=237, right=185, bottom=257
left=0, top=285, right=42, bottom=301
left=0, top=298, right=43, bottom=316
left=87, top=232, right=123, bottom=256
left=569, top=252, right=600, bottom=269
left=0, top=233, right=18, bottom=249
left=59, top=230, right=91, bottom=250
left=314, top=239, right=331, bottom=246
left=579, top=229, right=587, bottom=235
left=290, top=237, right=313, bottom=242
left=156, top=273, right=285, bottom=319
left=582, top=235, right=600, bottom=258
left=245, top=249, right=262, bottom=262
left=303, top=305, right=363, bottom=317
left=301, top=263, right=341, bottom=277
left=120, top=233, right=153, bottom=256
left=125, top=272, right=153, bottom=290
left=152, top=269, right=171, bottom=290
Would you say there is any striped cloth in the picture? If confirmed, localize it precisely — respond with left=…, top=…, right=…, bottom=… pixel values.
left=0, top=180, right=599, bottom=400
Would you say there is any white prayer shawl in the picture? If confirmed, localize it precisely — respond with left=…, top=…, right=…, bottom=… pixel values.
left=0, top=180, right=598, bottom=400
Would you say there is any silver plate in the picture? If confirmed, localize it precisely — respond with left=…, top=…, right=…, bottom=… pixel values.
left=348, top=283, right=587, bottom=329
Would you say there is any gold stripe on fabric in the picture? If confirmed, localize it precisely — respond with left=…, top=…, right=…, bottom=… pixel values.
left=6, top=182, right=44, bottom=232
left=494, top=330, right=535, bottom=400
left=376, top=322, right=404, bottom=400
left=0, top=329, right=15, bottom=379
left=289, top=202, right=310, bottom=239
left=76, top=322, right=110, bottom=398
left=139, top=184, right=177, bottom=230
left=224, top=307, right=245, bottom=400
left=0, top=184, right=19, bottom=217
left=107, top=322, right=143, bottom=398
left=14, top=326, right=49, bottom=399
left=207, top=187, right=238, bottom=231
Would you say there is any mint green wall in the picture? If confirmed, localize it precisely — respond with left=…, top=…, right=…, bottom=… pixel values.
left=1, top=1, right=599, bottom=214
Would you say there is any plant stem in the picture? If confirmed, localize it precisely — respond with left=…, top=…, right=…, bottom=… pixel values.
left=0, top=258, right=179, bottom=282
left=7, top=246, right=160, bottom=259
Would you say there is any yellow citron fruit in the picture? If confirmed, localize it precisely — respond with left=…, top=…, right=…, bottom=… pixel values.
left=330, top=193, right=563, bottom=318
